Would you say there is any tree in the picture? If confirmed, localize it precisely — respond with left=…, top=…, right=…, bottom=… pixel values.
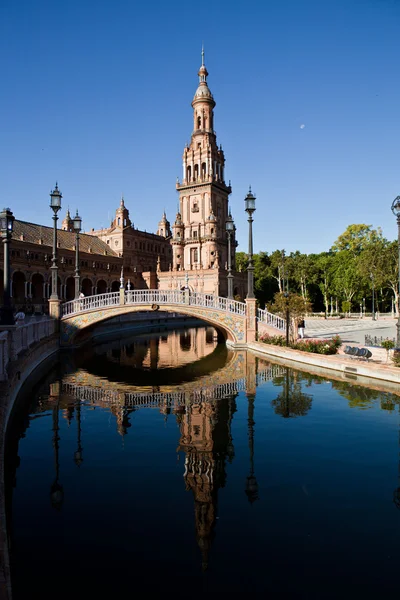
left=267, top=249, right=287, bottom=293
left=235, top=252, right=248, bottom=273
left=268, top=292, right=312, bottom=342
left=331, top=250, right=360, bottom=308
left=315, top=252, right=334, bottom=315
left=331, top=224, right=383, bottom=256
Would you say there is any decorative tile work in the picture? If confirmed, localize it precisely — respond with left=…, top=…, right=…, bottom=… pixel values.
left=61, top=303, right=247, bottom=345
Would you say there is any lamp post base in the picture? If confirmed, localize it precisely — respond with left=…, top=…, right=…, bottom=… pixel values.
left=0, top=305, right=14, bottom=326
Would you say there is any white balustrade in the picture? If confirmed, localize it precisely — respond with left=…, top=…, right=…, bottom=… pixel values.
left=62, top=292, right=120, bottom=317
left=0, top=318, right=57, bottom=379
left=257, top=308, right=286, bottom=331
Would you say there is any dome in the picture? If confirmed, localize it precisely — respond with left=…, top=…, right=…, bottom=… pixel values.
left=193, top=83, right=214, bottom=102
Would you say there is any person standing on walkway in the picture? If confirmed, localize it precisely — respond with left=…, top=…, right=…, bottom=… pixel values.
left=298, top=319, right=305, bottom=339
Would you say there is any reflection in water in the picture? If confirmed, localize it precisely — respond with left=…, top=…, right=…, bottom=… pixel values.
left=245, top=394, right=259, bottom=504
left=49, top=391, right=63, bottom=511
left=7, top=324, right=400, bottom=598
left=271, top=367, right=313, bottom=418
left=178, top=396, right=236, bottom=570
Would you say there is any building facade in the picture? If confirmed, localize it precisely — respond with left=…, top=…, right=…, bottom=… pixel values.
left=1, top=53, right=245, bottom=314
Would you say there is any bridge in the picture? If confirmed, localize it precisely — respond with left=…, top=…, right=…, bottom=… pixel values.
left=61, top=363, right=287, bottom=409
left=59, top=289, right=285, bottom=346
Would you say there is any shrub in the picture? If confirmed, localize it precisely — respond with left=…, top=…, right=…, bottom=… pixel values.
left=382, top=339, right=395, bottom=363
left=260, top=334, right=342, bottom=355
left=259, top=333, right=286, bottom=346
left=392, top=348, right=400, bottom=368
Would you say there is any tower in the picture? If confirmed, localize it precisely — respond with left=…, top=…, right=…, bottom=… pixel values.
left=174, top=50, right=235, bottom=276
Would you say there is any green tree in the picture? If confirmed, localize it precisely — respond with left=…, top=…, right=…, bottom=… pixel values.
left=331, top=224, right=383, bottom=256
left=268, top=292, right=312, bottom=342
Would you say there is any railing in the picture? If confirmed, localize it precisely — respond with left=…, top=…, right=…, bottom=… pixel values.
left=188, top=292, right=246, bottom=315
left=0, top=318, right=57, bottom=381
left=61, top=365, right=287, bottom=407
left=62, top=292, right=120, bottom=317
left=257, top=308, right=286, bottom=331
left=61, top=290, right=247, bottom=318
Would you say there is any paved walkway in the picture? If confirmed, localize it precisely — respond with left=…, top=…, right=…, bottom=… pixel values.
left=305, top=316, right=397, bottom=345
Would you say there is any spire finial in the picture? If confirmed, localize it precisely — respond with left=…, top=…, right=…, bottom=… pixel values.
left=201, top=43, right=204, bottom=66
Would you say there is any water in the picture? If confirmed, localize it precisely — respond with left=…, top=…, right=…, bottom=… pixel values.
left=6, top=325, right=400, bottom=599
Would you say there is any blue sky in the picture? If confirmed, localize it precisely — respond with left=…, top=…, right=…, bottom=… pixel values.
left=1, top=0, right=399, bottom=254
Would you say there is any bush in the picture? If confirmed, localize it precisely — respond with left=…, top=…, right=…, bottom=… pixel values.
left=392, top=348, right=400, bottom=368
left=260, top=334, right=342, bottom=355
left=259, top=333, right=286, bottom=346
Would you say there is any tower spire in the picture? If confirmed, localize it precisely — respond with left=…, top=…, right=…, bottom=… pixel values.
left=201, top=43, right=204, bottom=66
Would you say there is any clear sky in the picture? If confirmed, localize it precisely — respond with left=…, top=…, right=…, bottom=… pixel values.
left=1, top=0, right=399, bottom=255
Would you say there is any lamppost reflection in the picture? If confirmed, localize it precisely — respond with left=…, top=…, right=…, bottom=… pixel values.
left=245, top=393, right=259, bottom=504
left=50, top=398, right=64, bottom=510
left=74, top=399, right=83, bottom=467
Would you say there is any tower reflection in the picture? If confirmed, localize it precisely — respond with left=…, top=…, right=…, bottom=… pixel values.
left=176, top=395, right=236, bottom=570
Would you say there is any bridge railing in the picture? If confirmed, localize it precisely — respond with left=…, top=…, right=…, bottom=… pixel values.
left=257, top=308, right=286, bottom=331
left=0, top=318, right=57, bottom=381
left=61, top=289, right=247, bottom=317
left=188, top=292, right=246, bottom=315
left=125, top=289, right=185, bottom=305
left=62, top=292, right=120, bottom=317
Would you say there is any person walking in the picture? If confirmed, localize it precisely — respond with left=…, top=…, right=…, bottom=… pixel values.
left=298, top=318, right=305, bottom=339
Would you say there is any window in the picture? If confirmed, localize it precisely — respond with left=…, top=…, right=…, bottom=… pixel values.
left=193, top=231, right=197, bottom=238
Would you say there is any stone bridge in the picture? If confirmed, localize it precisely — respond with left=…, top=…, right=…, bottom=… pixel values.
left=59, top=289, right=285, bottom=346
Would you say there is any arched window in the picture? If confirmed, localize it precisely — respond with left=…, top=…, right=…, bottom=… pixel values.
left=118, top=217, right=121, bottom=226
left=187, top=165, right=191, bottom=181
left=124, top=218, right=126, bottom=226
left=194, top=164, right=199, bottom=181
left=201, top=162, right=206, bottom=179
left=197, top=116, right=201, bottom=129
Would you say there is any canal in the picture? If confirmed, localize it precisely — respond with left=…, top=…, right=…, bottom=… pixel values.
left=6, top=324, right=400, bottom=599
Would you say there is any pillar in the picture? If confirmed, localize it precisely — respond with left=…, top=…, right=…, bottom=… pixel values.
left=245, top=297, right=257, bottom=343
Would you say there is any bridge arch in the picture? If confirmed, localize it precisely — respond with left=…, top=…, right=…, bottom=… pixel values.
left=61, top=303, right=243, bottom=346
left=60, top=290, right=251, bottom=346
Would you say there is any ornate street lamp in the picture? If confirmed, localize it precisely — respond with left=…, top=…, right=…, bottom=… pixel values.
left=392, top=196, right=400, bottom=346
left=225, top=210, right=234, bottom=299
left=0, top=208, right=15, bottom=325
left=73, top=210, right=82, bottom=299
left=244, top=187, right=256, bottom=299
left=49, top=183, right=62, bottom=300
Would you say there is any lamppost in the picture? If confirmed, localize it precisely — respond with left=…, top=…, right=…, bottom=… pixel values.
left=225, top=210, right=234, bottom=299
left=244, top=188, right=256, bottom=299
left=392, top=195, right=400, bottom=346
left=0, top=208, right=15, bottom=325
left=49, top=183, right=62, bottom=300
left=73, top=210, right=82, bottom=299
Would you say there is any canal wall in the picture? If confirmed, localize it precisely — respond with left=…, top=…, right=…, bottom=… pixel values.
left=247, top=341, right=400, bottom=387
left=0, top=334, right=60, bottom=600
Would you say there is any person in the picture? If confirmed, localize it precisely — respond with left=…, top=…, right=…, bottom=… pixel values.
left=79, top=292, right=85, bottom=299
left=14, top=309, right=26, bottom=325
left=298, top=318, right=305, bottom=339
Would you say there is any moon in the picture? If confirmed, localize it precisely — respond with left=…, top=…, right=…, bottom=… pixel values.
left=300, top=124, right=305, bottom=129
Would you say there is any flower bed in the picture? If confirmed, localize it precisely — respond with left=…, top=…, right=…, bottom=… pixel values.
left=259, top=334, right=342, bottom=355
